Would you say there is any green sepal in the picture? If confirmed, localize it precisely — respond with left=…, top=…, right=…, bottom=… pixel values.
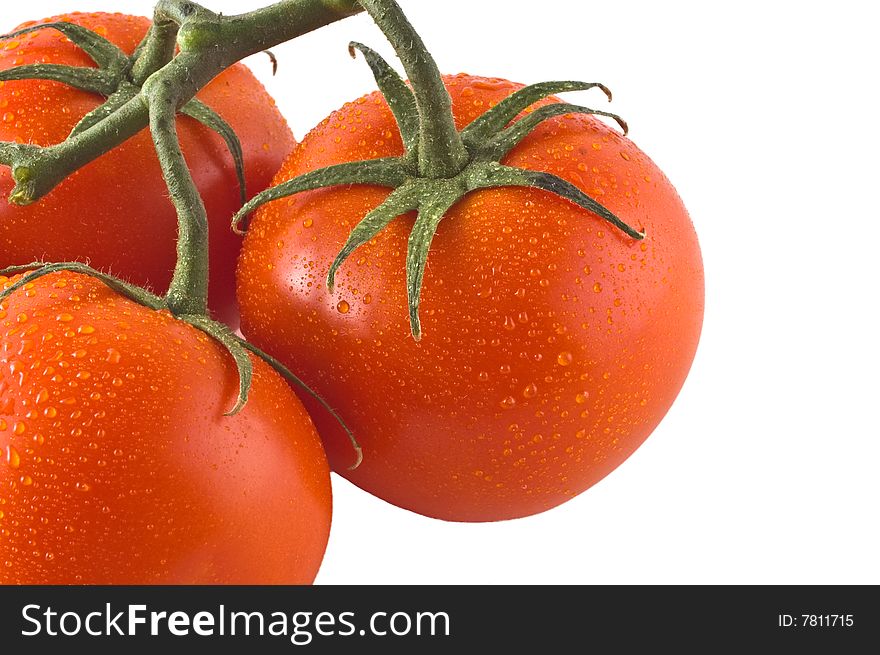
left=461, top=80, right=612, bottom=146
left=232, top=157, right=406, bottom=234
left=476, top=103, right=628, bottom=162
left=0, top=22, right=128, bottom=70
left=404, top=183, right=462, bottom=340
left=181, top=314, right=253, bottom=416
left=349, top=41, right=419, bottom=154
left=327, top=182, right=419, bottom=291
left=181, top=98, right=248, bottom=205
left=69, top=86, right=140, bottom=138
left=465, top=162, right=644, bottom=240
left=237, top=340, right=363, bottom=470
left=0, top=63, right=115, bottom=95
left=0, top=261, right=164, bottom=310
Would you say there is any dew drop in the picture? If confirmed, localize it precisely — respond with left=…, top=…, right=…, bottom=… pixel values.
left=336, top=300, right=350, bottom=314
left=6, top=445, right=20, bottom=469
left=522, top=383, right=538, bottom=399
left=557, top=351, right=573, bottom=366
left=499, top=396, right=517, bottom=410
left=576, top=391, right=590, bottom=404
left=56, top=313, right=74, bottom=323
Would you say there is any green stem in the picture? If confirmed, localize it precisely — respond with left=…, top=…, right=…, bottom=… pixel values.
left=358, top=0, right=468, bottom=178
left=216, top=0, right=362, bottom=65
left=4, top=99, right=149, bottom=205
left=147, top=80, right=210, bottom=316
left=1, top=0, right=362, bottom=206
left=130, top=18, right=179, bottom=85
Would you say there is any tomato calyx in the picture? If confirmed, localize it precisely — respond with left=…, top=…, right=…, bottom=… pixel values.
left=232, top=0, right=644, bottom=340
left=0, top=262, right=364, bottom=469
left=0, top=20, right=248, bottom=206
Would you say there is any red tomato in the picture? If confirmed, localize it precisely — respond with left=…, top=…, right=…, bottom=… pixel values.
left=237, top=74, right=704, bottom=522
left=0, top=272, right=331, bottom=583
left=0, top=12, right=295, bottom=326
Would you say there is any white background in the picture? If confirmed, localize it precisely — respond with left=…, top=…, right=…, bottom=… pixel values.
left=3, top=1, right=878, bottom=584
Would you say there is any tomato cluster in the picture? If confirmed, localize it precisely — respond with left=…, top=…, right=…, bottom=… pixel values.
left=1, top=6, right=703, bottom=583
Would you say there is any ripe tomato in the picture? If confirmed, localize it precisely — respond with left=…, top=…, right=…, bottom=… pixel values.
left=237, top=74, right=704, bottom=522
left=0, top=272, right=331, bottom=584
left=0, top=12, right=295, bottom=326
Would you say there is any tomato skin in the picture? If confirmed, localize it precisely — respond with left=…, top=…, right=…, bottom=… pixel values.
left=0, top=13, right=296, bottom=326
left=237, top=74, right=704, bottom=522
left=0, top=272, right=331, bottom=584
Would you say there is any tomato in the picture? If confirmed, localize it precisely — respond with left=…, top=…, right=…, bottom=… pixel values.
left=237, top=74, right=703, bottom=522
left=0, top=271, right=331, bottom=584
left=0, top=12, right=295, bottom=326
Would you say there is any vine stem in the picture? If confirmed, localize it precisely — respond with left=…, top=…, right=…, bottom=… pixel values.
left=358, top=0, right=468, bottom=178
left=147, top=79, right=210, bottom=316
left=1, top=0, right=363, bottom=209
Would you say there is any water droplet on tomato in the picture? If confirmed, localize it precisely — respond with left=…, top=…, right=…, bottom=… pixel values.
left=6, top=445, right=20, bottom=469
left=522, top=383, right=538, bottom=399
left=56, top=313, right=73, bottom=323
left=499, top=396, right=517, bottom=410
left=336, top=300, right=350, bottom=314
left=576, top=391, right=590, bottom=404
left=557, top=351, right=573, bottom=366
